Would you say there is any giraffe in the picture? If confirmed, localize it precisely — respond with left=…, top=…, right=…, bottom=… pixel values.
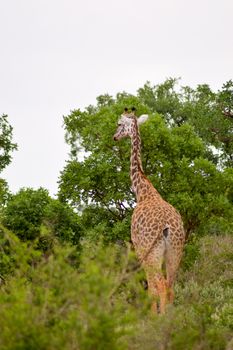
left=113, top=108, right=185, bottom=313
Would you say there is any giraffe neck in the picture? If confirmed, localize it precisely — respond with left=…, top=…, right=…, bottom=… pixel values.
left=130, top=118, right=143, bottom=180
left=130, top=119, right=147, bottom=199
left=130, top=118, right=161, bottom=202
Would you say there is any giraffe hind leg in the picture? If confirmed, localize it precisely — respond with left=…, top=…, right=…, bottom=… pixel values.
left=146, top=268, right=167, bottom=314
left=163, top=227, right=174, bottom=303
left=164, top=229, right=184, bottom=304
left=144, top=242, right=167, bottom=314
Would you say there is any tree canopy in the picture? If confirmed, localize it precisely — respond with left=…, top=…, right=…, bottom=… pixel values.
left=0, top=114, right=17, bottom=173
left=59, top=80, right=233, bottom=241
left=0, top=114, right=17, bottom=216
left=2, top=187, right=82, bottom=248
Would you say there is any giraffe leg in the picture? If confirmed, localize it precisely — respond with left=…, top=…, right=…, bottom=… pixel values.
left=143, top=241, right=168, bottom=315
left=167, top=280, right=175, bottom=304
left=165, top=259, right=178, bottom=304
left=165, top=235, right=184, bottom=304
left=146, top=269, right=167, bottom=314
left=155, top=274, right=167, bottom=314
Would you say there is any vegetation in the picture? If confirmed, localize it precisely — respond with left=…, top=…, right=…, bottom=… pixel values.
left=0, top=114, right=17, bottom=217
left=2, top=188, right=82, bottom=246
left=59, top=79, right=233, bottom=239
left=0, top=114, right=17, bottom=173
left=0, top=80, right=232, bottom=349
left=0, top=226, right=232, bottom=349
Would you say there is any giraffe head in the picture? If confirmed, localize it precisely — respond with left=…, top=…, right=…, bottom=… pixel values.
left=113, top=108, right=148, bottom=141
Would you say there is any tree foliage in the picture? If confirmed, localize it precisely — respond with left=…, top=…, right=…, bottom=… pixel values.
left=3, top=188, right=51, bottom=241
left=2, top=188, right=82, bottom=247
left=0, top=228, right=232, bottom=350
left=138, top=79, right=233, bottom=166
left=59, top=81, right=233, bottom=240
left=0, top=114, right=17, bottom=173
left=0, top=179, right=11, bottom=215
left=0, top=114, right=16, bottom=217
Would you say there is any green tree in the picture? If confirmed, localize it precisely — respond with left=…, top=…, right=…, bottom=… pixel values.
left=0, top=179, right=11, bottom=217
left=59, top=85, right=233, bottom=240
left=3, top=188, right=51, bottom=240
left=138, top=79, right=233, bottom=166
left=42, top=198, right=82, bottom=247
left=0, top=114, right=17, bottom=172
left=2, top=188, right=82, bottom=246
left=0, top=114, right=16, bottom=217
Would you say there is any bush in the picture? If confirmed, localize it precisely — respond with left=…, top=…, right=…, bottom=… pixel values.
left=42, top=199, right=82, bottom=246
left=127, top=234, right=233, bottom=350
left=0, top=240, right=141, bottom=350
left=2, top=188, right=82, bottom=252
left=0, top=224, right=41, bottom=280
left=0, top=233, right=232, bottom=349
left=3, top=188, right=50, bottom=241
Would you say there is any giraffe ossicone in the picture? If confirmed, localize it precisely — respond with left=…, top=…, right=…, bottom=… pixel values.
left=113, top=108, right=185, bottom=314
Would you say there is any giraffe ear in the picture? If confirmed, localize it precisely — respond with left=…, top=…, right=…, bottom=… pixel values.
left=137, top=114, right=148, bottom=125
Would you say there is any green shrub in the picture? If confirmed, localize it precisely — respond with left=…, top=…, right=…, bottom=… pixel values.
left=0, top=241, right=141, bottom=350
left=3, top=188, right=50, bottom=241
left=0, top=224, right=41, bottom=280
left=2, top=188, right=82, bottom=253
left=0, top=233, right=232, bottom=349
left=126, top=234, right=233, bottom=350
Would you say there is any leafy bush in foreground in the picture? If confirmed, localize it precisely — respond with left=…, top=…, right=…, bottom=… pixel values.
left=0, top=237, right=141, bottom=350
left=0, top=224, right=41, bottom=280
left=0, top=231, right=233, bottom=349
left=128, top=234, right=233, bottom=350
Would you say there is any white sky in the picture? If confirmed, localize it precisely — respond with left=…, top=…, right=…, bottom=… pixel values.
left=1, top=0, right=232, bottom=196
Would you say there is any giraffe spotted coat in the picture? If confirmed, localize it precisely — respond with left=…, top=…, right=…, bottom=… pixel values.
left=113, top=109, right=185, bottom=313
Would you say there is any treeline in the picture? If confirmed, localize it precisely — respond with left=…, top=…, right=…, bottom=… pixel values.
left=59, top=78, right=233, bottom=240
left=0, top=79, right=233, bottom=349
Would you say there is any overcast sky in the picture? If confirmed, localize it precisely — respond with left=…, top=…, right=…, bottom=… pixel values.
left=1, top=0, right=232, bottom=196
